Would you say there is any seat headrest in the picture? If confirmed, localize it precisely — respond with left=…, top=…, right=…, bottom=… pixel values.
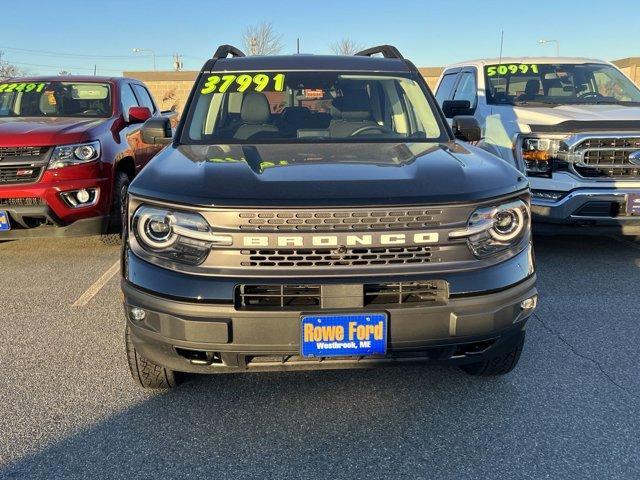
left=525, top=79, right=540, bottom=96
left=241, top=92, right=271, bottom=124
left=331, top=90, right=372, bottom=121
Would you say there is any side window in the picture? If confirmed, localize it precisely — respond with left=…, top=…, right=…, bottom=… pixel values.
left=132, top=84, right=157, bottom=113
left=452, top=72, right=477, bottom=107
left=120, top=84, right=139, bottom=114
left=435, top=73, right=459, bottom=105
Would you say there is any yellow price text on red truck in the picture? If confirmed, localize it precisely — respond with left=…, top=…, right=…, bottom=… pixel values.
left=0, top=82, right=46, bottom=93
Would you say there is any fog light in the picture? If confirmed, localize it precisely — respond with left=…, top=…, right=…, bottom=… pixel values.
left=76, top=189, right=90, bottom=203
left=520, top=296, right=538, bottom=310
left=130, top=307, right=146, bottom=321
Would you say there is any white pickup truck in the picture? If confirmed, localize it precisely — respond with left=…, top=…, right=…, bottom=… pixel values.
left=434, top=57, right=640, bottom=234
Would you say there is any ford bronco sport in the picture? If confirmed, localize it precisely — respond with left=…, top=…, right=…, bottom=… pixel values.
left=122, top=45, right=537, bottom=388
left=435, top=57, right=640, bottom=234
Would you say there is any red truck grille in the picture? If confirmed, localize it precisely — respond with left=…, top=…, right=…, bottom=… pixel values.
left=0, top=165, right=43, bottom=184
left=0, top=146, right=45, bottom=158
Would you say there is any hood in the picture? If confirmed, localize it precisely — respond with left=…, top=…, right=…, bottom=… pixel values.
left=130, top=142, right=527, bottom=207
left=504, top=104, right=640, bottom=130
left=0, top=117, right=108, bottom=147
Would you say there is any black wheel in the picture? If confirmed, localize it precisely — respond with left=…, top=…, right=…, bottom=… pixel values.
left=101, top=171, right=130, bottom=245
left=125, top=326, right=181, bottom=389
left=460, top=332, right=525, bottom=376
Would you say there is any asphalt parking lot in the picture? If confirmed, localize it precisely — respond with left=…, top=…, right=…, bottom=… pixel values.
left=1, top=234, right=639, bottom=479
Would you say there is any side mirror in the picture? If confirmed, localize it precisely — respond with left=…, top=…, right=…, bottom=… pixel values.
left=452, top=115, right=482, bottom=142
left=442, top=100, right=473, bottom=119
left=141, top=116, right=172, bottom=145
left=128, top=106, right=152, bottom=124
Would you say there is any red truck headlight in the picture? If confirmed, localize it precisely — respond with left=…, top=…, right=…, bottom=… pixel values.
left=48, top=141, right=101, bottom=169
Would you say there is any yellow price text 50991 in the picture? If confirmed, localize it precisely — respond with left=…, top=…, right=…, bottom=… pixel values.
left=201, top=73, right=286, bottom=94
left=486, top=64, right=539, bottom=76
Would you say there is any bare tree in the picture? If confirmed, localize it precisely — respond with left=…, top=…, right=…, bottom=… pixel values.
left=0, top=51, right=25, bottom=80
left=58, top=70, right=71, bottom=76
left=242, top=22, right=283, bottom=56
left=330, top=38, right=362, bottom=56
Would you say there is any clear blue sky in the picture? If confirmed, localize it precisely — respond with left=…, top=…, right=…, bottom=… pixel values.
left=1, top=0, right=638, bottom=75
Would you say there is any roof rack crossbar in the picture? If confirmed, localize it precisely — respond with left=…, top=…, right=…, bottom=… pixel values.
left=212, top=44, right=246, bottom=59
left=355, top=45, right=404, bottom=59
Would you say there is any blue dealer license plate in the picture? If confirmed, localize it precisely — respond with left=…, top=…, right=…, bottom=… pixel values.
left=301, top=313, right=387, bottom=357
left=0, top=211, right=10, bottom=231
left=626, top=194, right=640, bottom=216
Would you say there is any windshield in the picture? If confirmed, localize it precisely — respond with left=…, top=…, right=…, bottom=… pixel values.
left=0, top=81, right=112, bottom=118
left=484, top=63, right=640, bottom=106
left=183, top=71, right=444, bottom=143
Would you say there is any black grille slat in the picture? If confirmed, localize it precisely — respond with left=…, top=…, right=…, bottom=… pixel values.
left=0, top=146, right=44, bottom=158
left=236, top=281, right=449, bottom=310
left=240, top=247, right=436, bottom=268
left=237, top=208, right=444, bottom=231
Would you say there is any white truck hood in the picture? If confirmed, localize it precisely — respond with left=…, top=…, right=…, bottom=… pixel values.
left=505, top=104, right=640, bottom=129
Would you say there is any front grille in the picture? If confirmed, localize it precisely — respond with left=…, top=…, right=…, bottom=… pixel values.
left=0, top=166, right=42, bottom=184
left=573, top=137, right=640, bottom=178
left=235, top=207, right=444, bottom=231
left=0, top=146, right=44, bottom=158
left=240, top=246, right=436, bottom=268
left=574, top=201, right=619, bottom=217
left=364, top=281, right=449, bottom=306
left=237, top=284, right=321, bottom=309
left=236, top=281, right=449, bottom=310
left=0, top=197, right=46, bottom=207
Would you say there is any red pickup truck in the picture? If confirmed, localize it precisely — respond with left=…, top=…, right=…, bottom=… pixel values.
left=0, top=76, right=174, bottom=239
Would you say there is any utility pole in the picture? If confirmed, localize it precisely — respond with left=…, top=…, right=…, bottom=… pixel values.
left=173, top=54, right=183, bottom=71
left=93, top=64, right=97, bottom=76
left=296, top=38, right=300, bottom=54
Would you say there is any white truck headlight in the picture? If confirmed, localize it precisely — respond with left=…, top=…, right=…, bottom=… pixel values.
left=516, top=136, right=567, bottom=178
left=48, top=141, right=101, bottom=169
left=450, top=198, right=530, bottom=258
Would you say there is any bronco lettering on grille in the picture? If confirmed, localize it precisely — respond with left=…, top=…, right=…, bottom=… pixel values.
left=242, top=232, right=439, bottom=248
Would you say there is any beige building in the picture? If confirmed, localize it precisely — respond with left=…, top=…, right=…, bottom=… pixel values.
left=125, top=57, right=640, bottom=115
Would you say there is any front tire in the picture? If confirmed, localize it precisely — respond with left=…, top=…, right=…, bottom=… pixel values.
left=125, top=326, right=181, bottom=389
left=101, top=171, right=130, bottom=245
left=460, top=332, right=525, bottom=376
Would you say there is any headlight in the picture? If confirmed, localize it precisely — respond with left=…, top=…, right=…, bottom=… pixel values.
left=450, top=199, right=530, bottom=258
left=516, top=136, right=569, bottom=178
left=48, top=141, right=101, bottom=169
left=131, top=205, right=232, bottom=266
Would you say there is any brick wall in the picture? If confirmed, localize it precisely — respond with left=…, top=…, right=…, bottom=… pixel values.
left=124, top=70, right=198, bottom=114
left=126, top=57, right=640, bottom=115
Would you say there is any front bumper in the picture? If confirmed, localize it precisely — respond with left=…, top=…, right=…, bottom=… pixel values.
left=0, top=162, right=111, bottom=238
left=532, top=188, right=640, bottom=234
left=123, top=247, right=537, bottom=374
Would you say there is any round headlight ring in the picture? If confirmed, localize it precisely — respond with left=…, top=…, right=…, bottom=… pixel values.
left=74, top=145, right=96, bottom=161
left=489, top=205, right=525, bottom=242
left=135, top=209, right=178, bottom=249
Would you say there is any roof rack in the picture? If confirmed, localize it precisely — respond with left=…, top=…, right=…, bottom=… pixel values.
left=355, top=45, right=404, bottom=59
left=212, top=44, right=246, bottom=59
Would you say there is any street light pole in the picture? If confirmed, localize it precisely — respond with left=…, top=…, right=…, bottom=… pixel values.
left=132, top=48, right=156, bottom=70
left=538, top=39, right=560, bottom=56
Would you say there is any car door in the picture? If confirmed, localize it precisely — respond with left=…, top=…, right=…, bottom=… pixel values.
left=130, top=83, right=163, bottom=169
left=119, top=82, right=149, bottom=174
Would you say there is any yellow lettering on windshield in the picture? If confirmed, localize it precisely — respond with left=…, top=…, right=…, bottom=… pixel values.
left=486, top=64, right=539, bottom=76
left=200, top=73, right=286, bottom=94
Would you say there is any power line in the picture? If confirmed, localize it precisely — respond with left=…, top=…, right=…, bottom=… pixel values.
left=8, top=59, right=123, bottom=73
left=0, top=45, right=203, bottom=60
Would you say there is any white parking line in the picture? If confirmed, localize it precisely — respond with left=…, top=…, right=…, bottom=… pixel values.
left=72, top=260, right=120, bottom=307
